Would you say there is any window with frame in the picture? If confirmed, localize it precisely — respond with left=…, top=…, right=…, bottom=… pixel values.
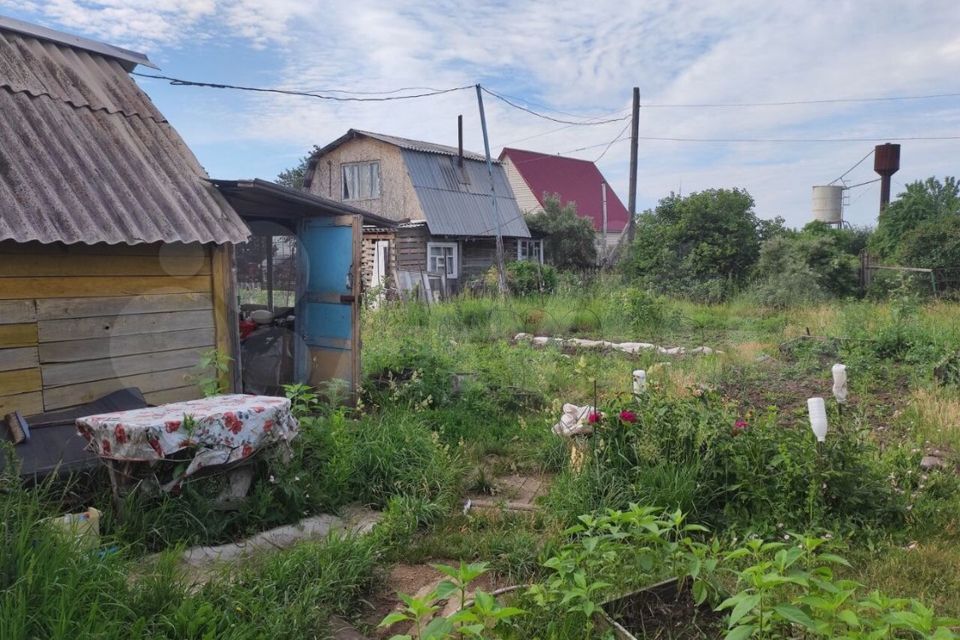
left=517, top=239, right=544, bottom=264
left=427, top=242, right=458, bottom=278
left=341, top=161, right=381, bottom=200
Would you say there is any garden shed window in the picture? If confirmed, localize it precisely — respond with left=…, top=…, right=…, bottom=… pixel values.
left=342, top=161, right=381, bottom=200
left=427, top=242, right=458, bottom=278
left=517, top=239, right=544, bottom=263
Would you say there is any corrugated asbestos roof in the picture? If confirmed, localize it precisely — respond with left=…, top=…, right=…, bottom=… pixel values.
left=0, top=25, right=249, bottom=245
left=499, top=147, right=629, bottom=232
left=402, top=149, right=529, bottom=238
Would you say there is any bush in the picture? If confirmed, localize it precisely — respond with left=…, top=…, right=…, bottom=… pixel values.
left=749, top=222, right=862, bottom=308
left=623, top=189, right=774, bottom=301
left=484, top=261, right=558, bottom=296
left=525, top=195, right=597, bottom=269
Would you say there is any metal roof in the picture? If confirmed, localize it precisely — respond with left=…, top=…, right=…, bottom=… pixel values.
left=211, top=178, right=397, bottom=227
left=311, top=128, right=489, bottom=165
left=0, top=25, right=249, bottom=245
left=500, top=147, right=629, bottom=232
left=403, top=149, right=529, bottom=238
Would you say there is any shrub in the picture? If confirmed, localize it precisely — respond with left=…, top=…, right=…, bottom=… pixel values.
left=750, top=223, right=862, bottom=308
left=623, top=189, right=774, bottom=301
left=484, top=261, right=558, bottom=296
left=525, top=195, right=597, bottom=269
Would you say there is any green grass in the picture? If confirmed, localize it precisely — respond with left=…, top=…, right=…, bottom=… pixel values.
left=7, top=280, right=960, bottom=637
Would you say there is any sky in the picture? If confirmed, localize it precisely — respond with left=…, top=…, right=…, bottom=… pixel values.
left=4, top=0, right=960, bottom=229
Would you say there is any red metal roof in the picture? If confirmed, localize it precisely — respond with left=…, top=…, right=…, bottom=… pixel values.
left=499, top=148, right=629, bottom=232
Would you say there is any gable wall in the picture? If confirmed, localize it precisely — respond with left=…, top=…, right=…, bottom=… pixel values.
left=502, top=156, right=544, bottom=214
left=309, top=138, right=423, bottom=222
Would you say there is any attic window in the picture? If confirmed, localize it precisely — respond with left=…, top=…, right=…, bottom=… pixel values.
left=342, top=161, right=380, bottom=200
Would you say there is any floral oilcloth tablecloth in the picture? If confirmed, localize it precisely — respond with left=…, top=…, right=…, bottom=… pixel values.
left=76, top=394, right=299, bottom=478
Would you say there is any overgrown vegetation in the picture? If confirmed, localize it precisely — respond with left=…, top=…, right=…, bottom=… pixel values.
left=525, top=194, right=597, bottom=269
left=9, top=171, right=960, bottom=638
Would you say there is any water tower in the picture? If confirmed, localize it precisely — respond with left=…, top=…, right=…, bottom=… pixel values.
left=811, top=185, right=844, bottom=227
left=874, top=143, right=901, bottom=211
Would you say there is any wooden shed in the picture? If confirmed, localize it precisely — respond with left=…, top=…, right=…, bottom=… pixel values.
left=0, top=17, right=249, bottom=417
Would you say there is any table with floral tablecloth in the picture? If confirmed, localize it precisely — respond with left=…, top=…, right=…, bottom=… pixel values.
left=76, top=394, right=299, bottom=483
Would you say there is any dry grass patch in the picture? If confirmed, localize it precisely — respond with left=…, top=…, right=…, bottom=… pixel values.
left=907, top=387, right=960, bottom=449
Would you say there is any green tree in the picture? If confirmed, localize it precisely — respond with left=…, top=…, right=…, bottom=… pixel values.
left=276, top=152, right=314, bottom=190
left=623, top=188, right=770, bottom=300
left=871, top=176, right=960, bottom=258
left=525, top=195, right=597, bottom=270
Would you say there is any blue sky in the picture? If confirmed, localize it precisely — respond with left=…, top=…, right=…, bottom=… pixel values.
left=5, top=0, right=960, bottom=228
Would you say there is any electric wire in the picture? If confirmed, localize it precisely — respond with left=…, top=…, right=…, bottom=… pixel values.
left=641, top=91, right=960, bottom=108
left=635, top=134, right=960, bottom=143
left=828, top=148, right=875, bottom=185
left=132, top=72, right=473, bottom=102
left=594, top=121, right=633, bottom=162
left=843, top=177, right=882, bottom=190
left=481, top=86, right=631, bottom=126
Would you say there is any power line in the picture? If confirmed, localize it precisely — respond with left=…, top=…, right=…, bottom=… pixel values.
left=641, top=91, right=960, bottom=108
left=500, top=111, right=631, bottom=147
left=481, top=86, right=631, bottom=126
left=131, top=72, right=473, bottom=102
left=844, top=177, right=882, bottom=190
left=477, top=88, right=630, bottom=121
left=828, top=148, right=875, bottom=185
left=635, top=134, right=960, bottom=143
left=283, top=85, right=458, bottom=96
left=595, top=121, right=632, bottom=162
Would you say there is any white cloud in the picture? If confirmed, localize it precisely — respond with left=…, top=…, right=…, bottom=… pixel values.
left=9, top=0, right=960, bottom=227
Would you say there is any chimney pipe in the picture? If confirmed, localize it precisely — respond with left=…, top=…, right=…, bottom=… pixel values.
left=874, top=143, right=901, bottom=211
left=457, top=115, right=464, bottom=167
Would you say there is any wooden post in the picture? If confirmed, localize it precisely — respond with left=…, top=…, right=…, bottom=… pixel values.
left=627, top=87, right=639, bottom=244
left=476, top=84, right=509, bottom=295
left=211, top=243, right=240, bottom=393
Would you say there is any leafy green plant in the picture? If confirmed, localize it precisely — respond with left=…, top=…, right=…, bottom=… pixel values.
left=192, top=349, right=231, bottom=397
left=719, top=534, right=959, bottom=639
left=380, top=561, right=523, bottom=640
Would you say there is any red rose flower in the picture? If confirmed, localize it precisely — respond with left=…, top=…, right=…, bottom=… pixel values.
left=165, top=420, right=181, bottom=433
left=587, top=412, right=602, bottom=424
left=733, top=419, right=748, bottom=435
left=101, top=439, right=111, bottom=455
left=619, top=410, right=637, bottom=423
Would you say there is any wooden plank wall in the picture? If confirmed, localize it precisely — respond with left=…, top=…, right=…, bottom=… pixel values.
left=360, top=231, right=396, bottom=288
left=459, top=238, right=520, bottom=281
left=0, top=241, right=215, bottom=415
left=396, top=226, right=429, bottom=271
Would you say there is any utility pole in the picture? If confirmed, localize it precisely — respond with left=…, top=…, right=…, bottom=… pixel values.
left=475, top=84, right=508, bottom=294
left=627, top=86, right=639, bottom=244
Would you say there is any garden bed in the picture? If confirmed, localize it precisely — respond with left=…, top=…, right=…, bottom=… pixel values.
left=600, top=579, right=725, bottom=640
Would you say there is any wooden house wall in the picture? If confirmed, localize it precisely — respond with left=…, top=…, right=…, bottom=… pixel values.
left=360, top=231, right=395, bottom=289
left=395, top=226, right=430, bottom=272
left=0, top=241, right=218, bottom=415
left=458, top=237, right=520, bottom=281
